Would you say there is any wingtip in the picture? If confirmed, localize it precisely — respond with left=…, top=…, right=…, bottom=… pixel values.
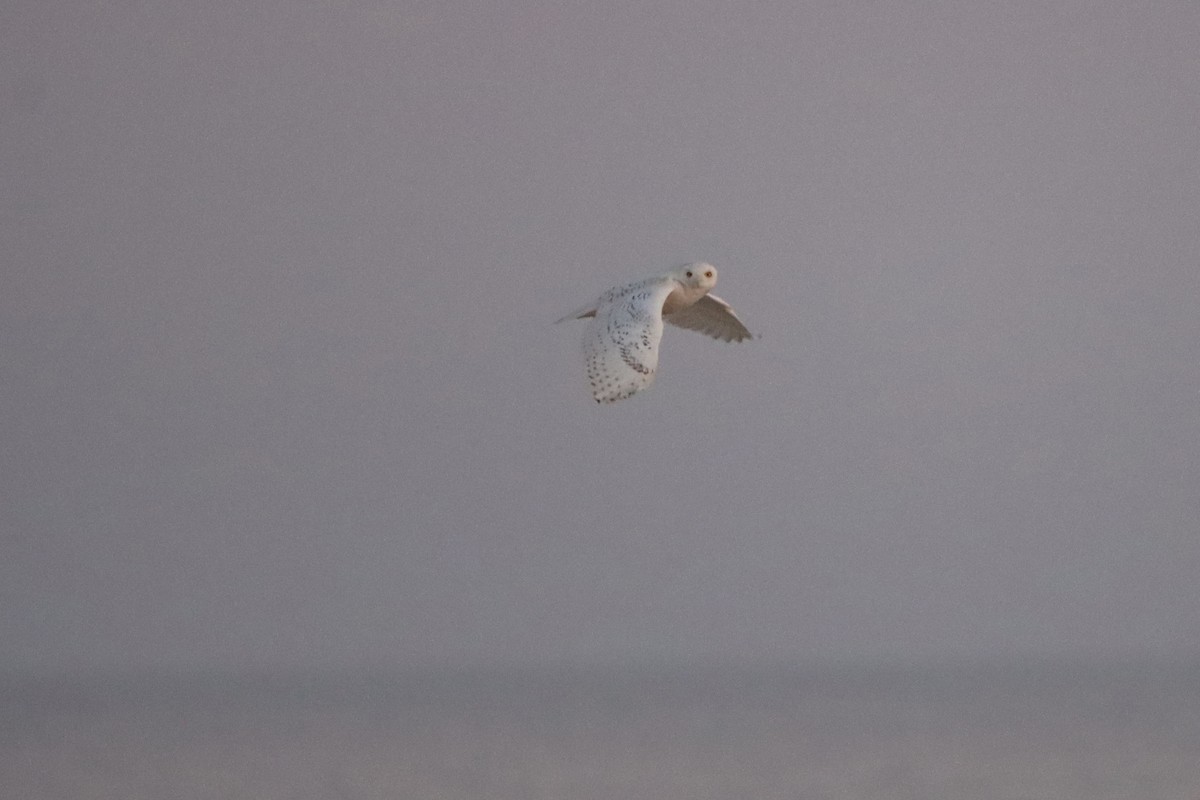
left=554, top=307, right=597, bottom=324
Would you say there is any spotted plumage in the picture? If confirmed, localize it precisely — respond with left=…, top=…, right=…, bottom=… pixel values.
left=556, top=263, right=752, bottom=403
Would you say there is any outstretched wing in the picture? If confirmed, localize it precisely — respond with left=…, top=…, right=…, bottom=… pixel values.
left=583, top=279, right=675, bottom=403
left=664, top=293, right=753, bottom=342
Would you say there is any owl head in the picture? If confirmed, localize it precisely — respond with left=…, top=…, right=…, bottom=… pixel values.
left=674, top=262, right=718, bottom=291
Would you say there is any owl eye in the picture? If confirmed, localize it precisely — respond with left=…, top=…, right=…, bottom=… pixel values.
left=705, top=270, right=713, bottom=278
left=685, top=270, right=693, bottom=278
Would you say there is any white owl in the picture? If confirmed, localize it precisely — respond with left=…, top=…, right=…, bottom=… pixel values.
left=556, top=263, right=752, bottom=403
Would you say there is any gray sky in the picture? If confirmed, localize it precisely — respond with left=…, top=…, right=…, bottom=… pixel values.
left=3, top=1, right=1199, bottom=673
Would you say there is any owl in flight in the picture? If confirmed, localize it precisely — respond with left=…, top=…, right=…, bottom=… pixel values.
left=556, top=263, right=752, bottom=403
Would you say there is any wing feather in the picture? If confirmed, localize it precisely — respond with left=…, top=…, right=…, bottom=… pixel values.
left=663, top=293, right=753, bottom=342
left=582, top=279, right=674, bottom=403
left=554, top=302, right=598, bottom=324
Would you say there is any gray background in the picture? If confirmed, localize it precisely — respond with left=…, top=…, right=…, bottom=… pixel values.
left=3, top=1, right=1198, bottom=674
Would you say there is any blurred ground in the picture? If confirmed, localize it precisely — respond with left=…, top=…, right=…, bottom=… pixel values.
left=4, top=660, right=1198, bottom=800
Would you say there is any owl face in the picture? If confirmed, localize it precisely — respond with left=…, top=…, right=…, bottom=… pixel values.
left=676, top=262, right=718, bottom=290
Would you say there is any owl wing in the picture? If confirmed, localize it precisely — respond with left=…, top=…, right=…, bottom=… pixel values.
left=582, top=278, right=676, bottom=403
left=663, top=293, right=753, bottom=343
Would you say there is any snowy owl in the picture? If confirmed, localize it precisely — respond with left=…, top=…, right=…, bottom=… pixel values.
left=556, top=263, right=752, bottom=403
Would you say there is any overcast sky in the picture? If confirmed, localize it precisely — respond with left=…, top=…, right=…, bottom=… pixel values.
left=3, top=1, right=1199, bottom=673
